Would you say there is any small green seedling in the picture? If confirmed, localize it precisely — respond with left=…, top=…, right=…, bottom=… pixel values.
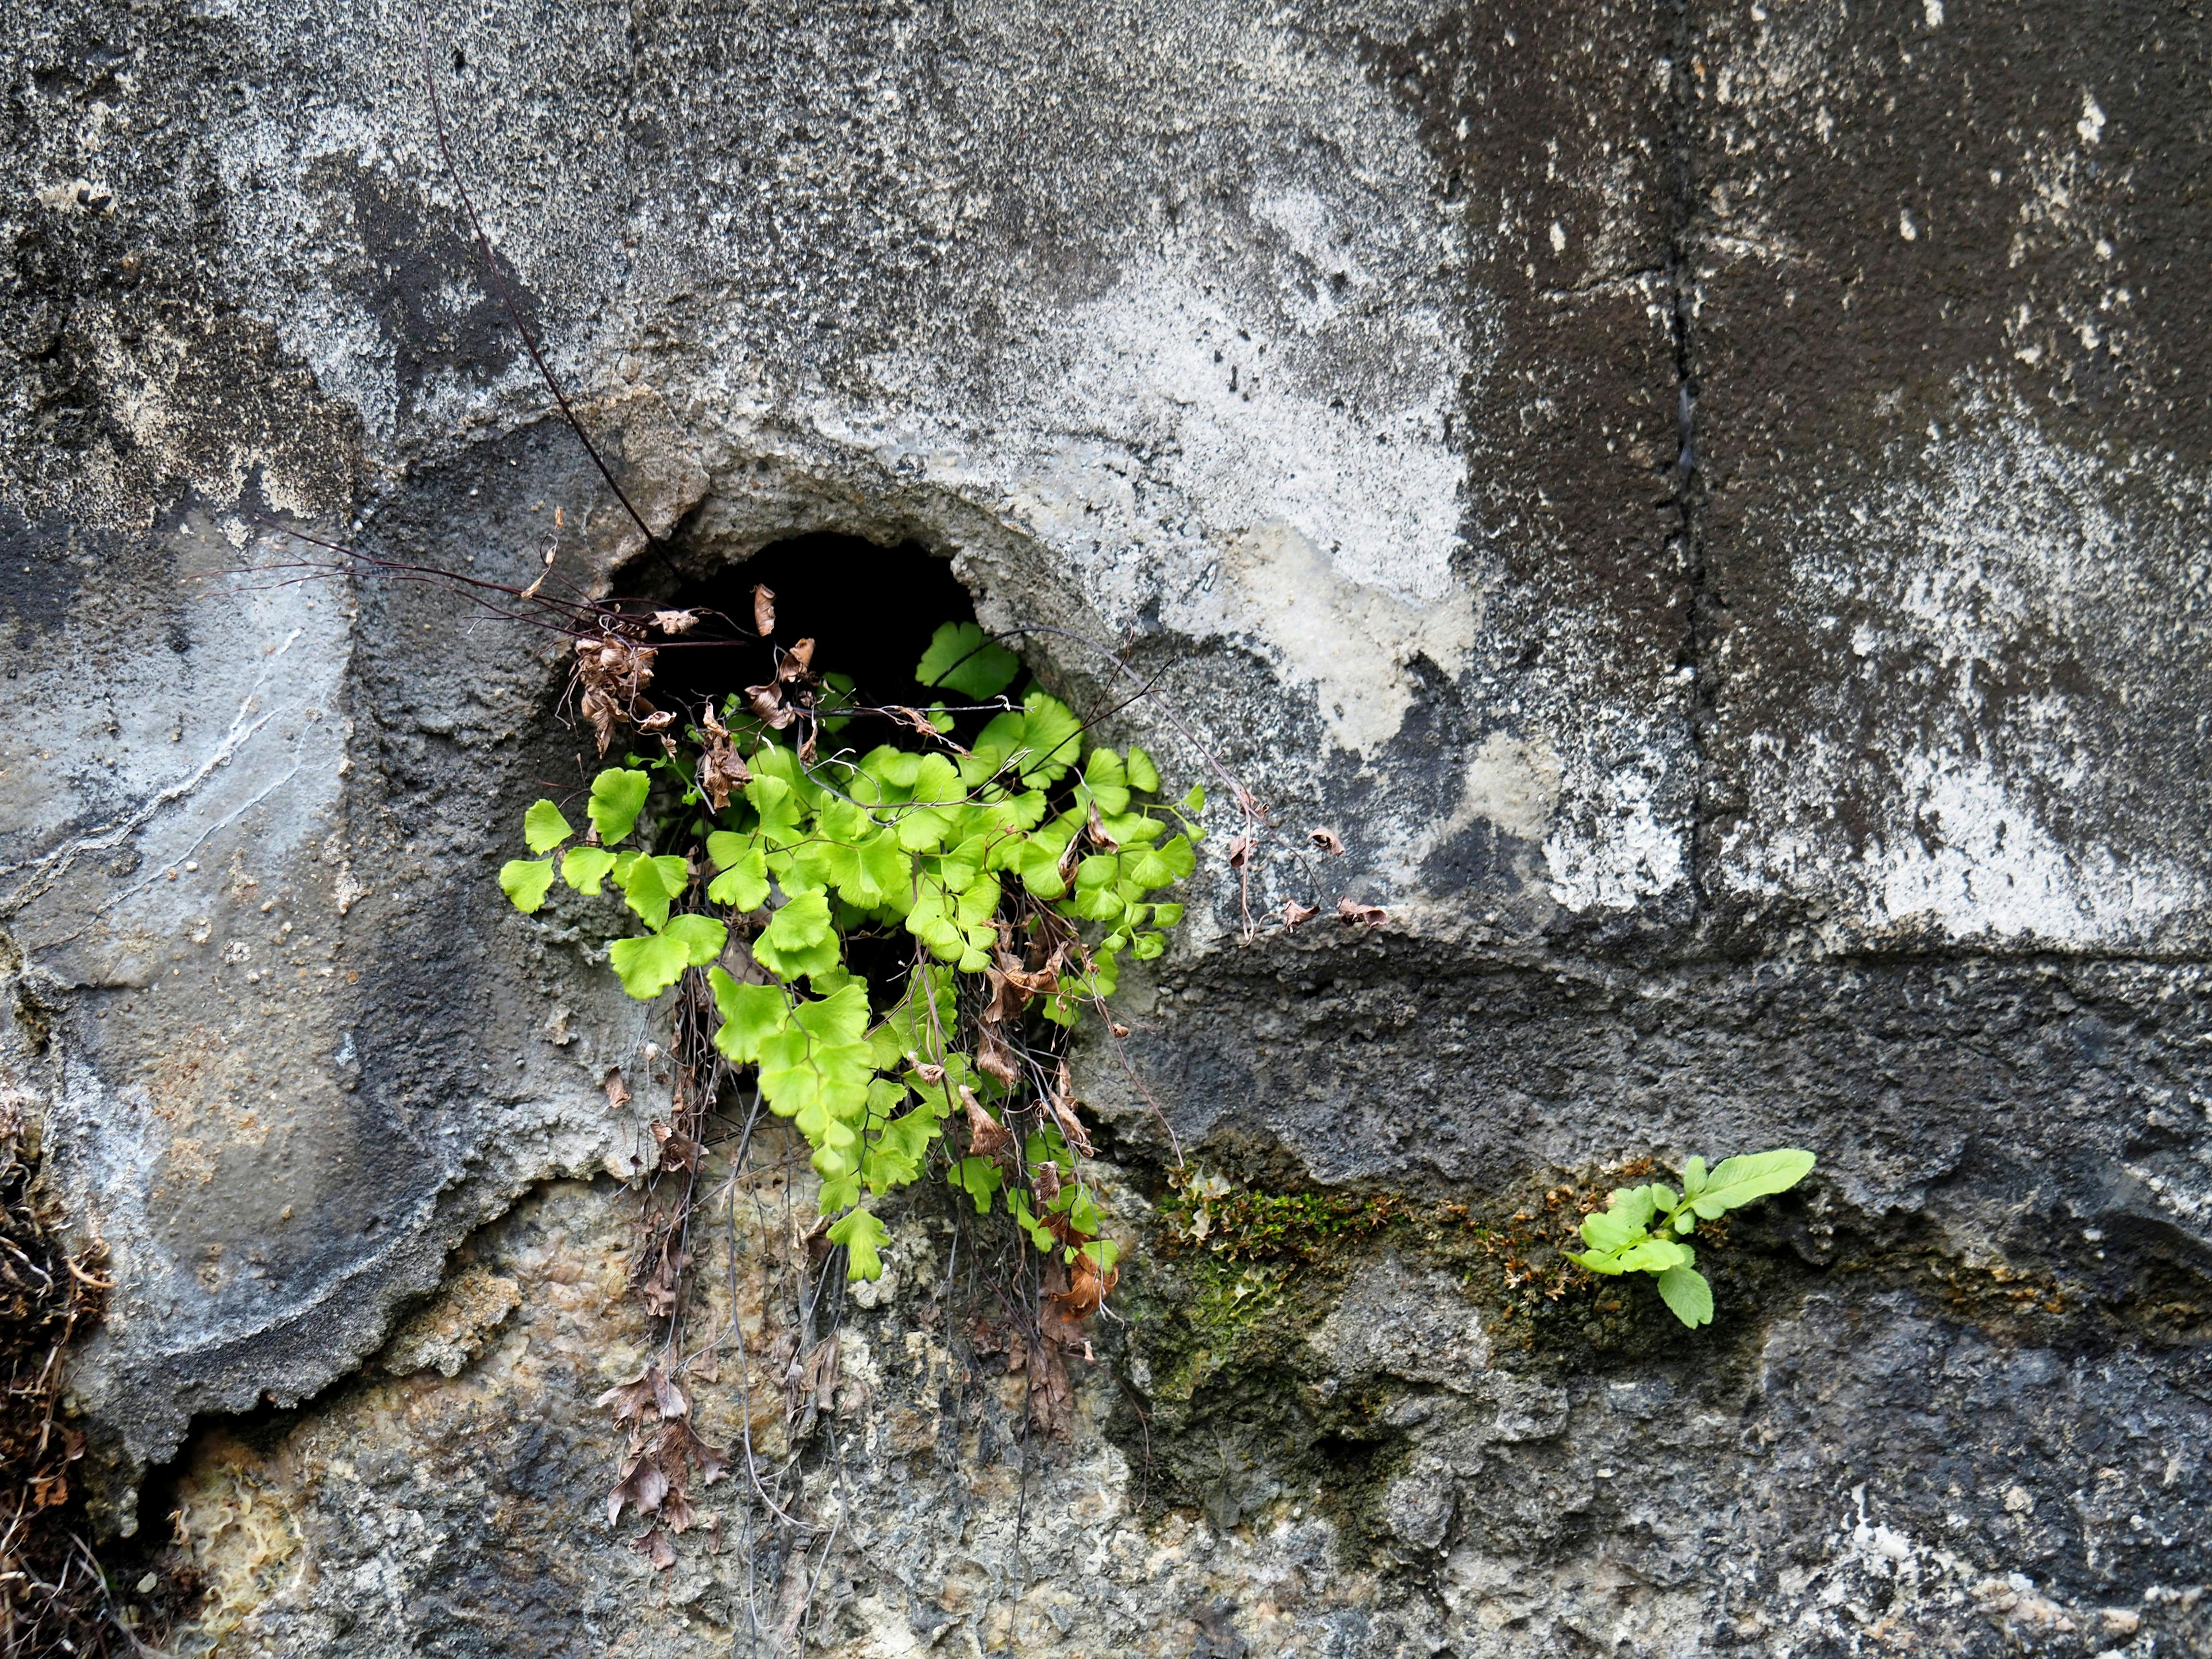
left=1567, top=1149, right=1815, bottom=1328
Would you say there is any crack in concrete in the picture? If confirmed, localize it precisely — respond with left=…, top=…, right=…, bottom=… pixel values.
left=0, top=626, right=307, bottom=922
left=1663, top=0, right=1710, bottom=917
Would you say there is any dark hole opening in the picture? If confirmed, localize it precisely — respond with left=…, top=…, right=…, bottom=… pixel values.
left=647, top=531, right=977, bottom=720
left=635, top=532, right=985, bottom=1008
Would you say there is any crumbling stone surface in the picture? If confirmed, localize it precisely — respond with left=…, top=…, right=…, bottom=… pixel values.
left=1, top=0, right=2207, bottom=1650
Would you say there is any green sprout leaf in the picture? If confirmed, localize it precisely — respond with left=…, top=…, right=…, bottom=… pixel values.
left=1578, top=1202, right=1649, bottom=1256
left=1656, top=1264, right=1714, bottom=1327
left=608, top=932, right=690, bottom=999
left=524, top=799, right=575, bottom=853
left=1688, top=1149, right=1816, bottom=1218
left=829, top=1206, right=890, bottom=1281
left=499, top=857, right=556, bottom=914
left=1573, top=1148, right=1815, bottom=1331
left=915, top=622, right=1021, bottom=699
left=588, top=768, right=651, bottom=844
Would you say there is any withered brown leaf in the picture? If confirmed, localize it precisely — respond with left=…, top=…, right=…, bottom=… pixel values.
left=981, top=957, right=1040, bottom=1024
left=962, top=1085, right=1014, bottom=1161
left=640, top=1253, right=684, bottom=1318
left=595, top=1368, right=658, bottom=1426
left=1283, top=900, right=1320, bottom=927
left=580, top=684, right=619, bottom=754
left=1226, top=833, right=1255, bottom=871
left=1044, top=1058, right=1094, bottom=1157
left=975, top=1024, right=1020, bottom=1088
left=672, top=1420, right=730, bottom=1486
left=660, top=1488, right=699, bottom=1534
left=520, top=542, right=557, bottom=601
left=745, top=683, right=794, bottom=729
left=652, top=1366, right=690, bottom=1421
left=695, top=706, right=753, bottom=810
left=651, top=609, right=700, bottom=635
left=1085, top=799, right=1118, bottom=853
left=1310, top=827, right=1347, bottom=856
left=603, top=1069, right=633, bottom=1113
left=608, top=1450, right=669, bottom=1524
left=1337, top=897, right=1388, bottom=927
left=752, top=583, right=776, bottom=637
left=651, top=1120, right=701, bottom=1172
left=778, top=637, right=817, bottom=681
left=1053, top=1249, right=1118, bottom=1317
left=630, top=1526, right=677, bottom=1570
left=571, top=632, right=661, bottom=753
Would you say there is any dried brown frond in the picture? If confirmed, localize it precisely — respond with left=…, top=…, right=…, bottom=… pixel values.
left=0, top=1094, right=155, bottom=1659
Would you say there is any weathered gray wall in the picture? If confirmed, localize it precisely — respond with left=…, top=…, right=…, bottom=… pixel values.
left=2, top=0, right=2207, bottom=1652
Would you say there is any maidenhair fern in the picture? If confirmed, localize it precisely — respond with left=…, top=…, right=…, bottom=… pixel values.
left=501, top=620, right=1199, bottom=1285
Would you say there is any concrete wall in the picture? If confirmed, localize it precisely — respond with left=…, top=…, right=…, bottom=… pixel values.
left=2, top=0, right=2206, bottom=1651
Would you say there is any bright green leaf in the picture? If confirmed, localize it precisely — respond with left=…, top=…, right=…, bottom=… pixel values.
left=661, top=913, right=728, bottom=966
left=1081, top=1238, right=1122, bottom=1274
left=524, top=799, right=575, bottom=853
left=754, top=891, right=841, bottom=981
left=1689, top=1149, right=1816, bottom=1219
left=1125, top=746, right=1160, bottom=794
left=561, top=846, right=617, bottom=894
left=1656, top=1264, right=1714, bottom=1328
left=499, top=857, right=556, bottom=913
left=1613, top=1237, right=1693, bottom=1273
left=708, top=969, right=788, bottom=1064
left=706, top=840, right=770, bottom=910
left=1122, top=834, right=1196, bottom=890
left=621, top=853, right=690, bottom=930
left=588, top=769, right=651, bottom=844
left=916, top=622, right=1021, bottom=699
left=1568, top=1248, right=1627, bottom=1275
left=1609, top=1185, right=1662, bottom=1232
left=951, top=1154, right=1002, bottom=1215
left=609, top=932, right=690, bottom=999
left=792, top=979, right=872, bottom=1050
left=1080, top=748, right=1130, bottom=816
left=1014, top=840, right=1069, bottom=900
left=829, top=1207, right=890, bottom=1280
left=1013, top=694, right=1083, bottom=786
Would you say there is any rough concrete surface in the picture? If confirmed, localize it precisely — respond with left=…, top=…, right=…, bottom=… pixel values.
left=0, top=0, right=2206, bottom=1652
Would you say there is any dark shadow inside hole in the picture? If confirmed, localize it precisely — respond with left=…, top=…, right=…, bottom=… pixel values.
left=649, top=531, right=978, bottom=718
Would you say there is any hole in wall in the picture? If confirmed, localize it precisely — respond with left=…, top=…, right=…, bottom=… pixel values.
left=648, top=530, right=977, bottom=717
